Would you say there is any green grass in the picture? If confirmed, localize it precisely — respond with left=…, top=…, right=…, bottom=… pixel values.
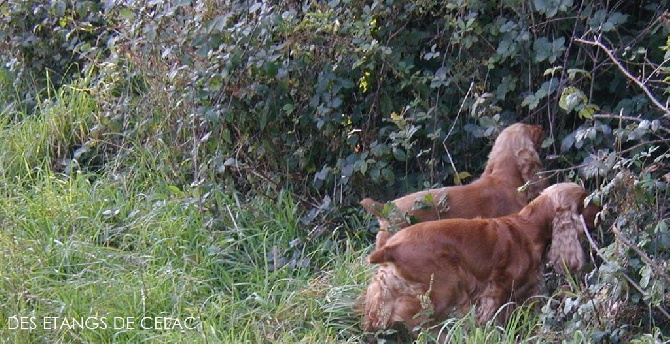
left=0, top=72, right=372, bottom=342
left=0, top=77, right=96, bottom=180
left=0, top=166, right=372, bottom=343
left=0, top=99, right=372, bottom=342
left=0, top=73, right=666, bottom=344
left=0, top=163, right=587, bottom=343
left=0, top=81, right=594, bottom=343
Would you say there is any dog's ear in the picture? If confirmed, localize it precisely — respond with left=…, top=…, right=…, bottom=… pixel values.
left=548, top=199, right=586, bottom=273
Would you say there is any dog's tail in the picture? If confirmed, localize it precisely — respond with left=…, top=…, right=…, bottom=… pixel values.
left=369, top=245, right=394, bottom=264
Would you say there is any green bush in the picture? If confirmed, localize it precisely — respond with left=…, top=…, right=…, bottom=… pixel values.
left=0, top=0, right=115, bottom=110
left=94, top=0, right=667, bottom=200
left=1, top=0, right=669, bottom=340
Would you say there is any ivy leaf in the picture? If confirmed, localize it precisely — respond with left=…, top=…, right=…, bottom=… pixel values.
left=341, top=163, right=354, bottom=177
left=533, top=0, right=550, bottom=16
left=559, top=86, right=587, bottom=112
left=499, top=20, right=518, bottom=33
left=560, top=133, right=576, bottom=152
left=495, top=76, right=517, bottom=100
left=640, top=265, right=652, bottom=289
left=579, top=104, right=599, bottom=119
left=354, top=158, right=368, bottom=175
left=567, top=68, right=591, bottom=80
left=534, top=37, right=565, bottom=63
left=603, top=12, right=628, bottom=32
left=381, top=168, right=395, bottom=182
left=496, top=39, right=515, bottom=58
left=588, top=10, right=608, bottom=30
left=522, top=94, right=539, bottom=109
left=314, top=166, right=330, bottom=181
left=370, top=166, right=381, bottom=181
left=534, top=0, right=573, bottom=18
left=549, top=37, right=565, bottom=63
left=431, top=66, right=450, bottom=88
left=392, top=147, right=407, bottom=161
left=370, top=142, right=390, bottom=157
left=264, top=61, right=278, bottom=78
left=464, top=124, right=486, bottom=138
left=282, top=103, right=295, bottom=115
left=453, top=171, right=472, bottom=185
left=538, top=78, right=559, bottom=98
left=435, top=66, right=448, bottom=80
left=523, top=79, right=559, bottom=109
left=589, top=10, right=627, bottom=32
left=51, top=0, right=66, bottom=16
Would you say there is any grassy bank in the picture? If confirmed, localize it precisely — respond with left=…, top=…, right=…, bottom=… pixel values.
left=0, top=75, right=369, bottom=343
left=0, top=72, right=667, bottom=343
left=0, top=169, right=372, bottom=343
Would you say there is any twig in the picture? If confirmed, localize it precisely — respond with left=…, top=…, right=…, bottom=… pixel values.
left=574, top=38, right=670, bottom=118
left=540, top=136, right=668, bottom=179
left=611, top=225, right=670, bottom=286
left=583, top=222, right=670, bottom=321
left=616, top=139, right=670, bottom=156
left=538, top=163, right=590, bottom=176
left=592, top=113, right=670, bottom=136
left=442, top=82, right=474, bottom=184
left=446, top=81, right=473, bottom=140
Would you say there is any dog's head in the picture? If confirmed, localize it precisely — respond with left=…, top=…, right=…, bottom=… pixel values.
left=581, top=200, right=602, bottom=231
left=492, top=123, right=544, bottom=154
left=484, top=123, right=547, bottom=199
left=526, top=124, right=544, bottom=152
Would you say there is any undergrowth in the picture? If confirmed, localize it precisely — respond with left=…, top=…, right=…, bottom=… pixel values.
left=0, top=8, right=669, bottom=340
left=0, top=168, right=372, bottom=343
left=0, top=75, right=371, bottom=343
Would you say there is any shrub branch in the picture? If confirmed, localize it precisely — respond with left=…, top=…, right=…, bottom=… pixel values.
left=583, top=222, right=670, bottom=321
left=574, top=38, right=670, bottom=118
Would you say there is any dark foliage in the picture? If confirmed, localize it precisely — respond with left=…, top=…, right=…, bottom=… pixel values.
left=1, top=0, right=669, bottom=340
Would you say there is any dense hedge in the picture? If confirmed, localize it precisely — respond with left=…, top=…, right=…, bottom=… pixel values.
left=97, top=0, right=669, bottom=203
left=2, top=1, right=668, bottom=197
left=1, top=0, right=670, bottom=340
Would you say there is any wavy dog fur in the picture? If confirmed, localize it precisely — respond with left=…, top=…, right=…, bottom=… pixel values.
left=362, top=183, right=600, bottom=336
left=361, top=123, right=547, bottom=245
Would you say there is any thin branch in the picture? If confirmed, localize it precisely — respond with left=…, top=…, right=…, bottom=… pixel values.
left=616, top=139, right=670, bottom=156
left=442, top=82, right=474, bottom=184
left=612, top=225, right=670, bottom=286
left=538, top=162, right=590, bottom=176
left=575, top=38, right=670, bottom=118
left=583, top=222, right=670, bottom=321
left=592, top=113, right=670, bottom=138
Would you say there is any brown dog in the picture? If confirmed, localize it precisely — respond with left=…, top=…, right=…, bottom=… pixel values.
left=362, top=123, right=547, bottom=245
left=363, top=183, right=600, bottom=337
